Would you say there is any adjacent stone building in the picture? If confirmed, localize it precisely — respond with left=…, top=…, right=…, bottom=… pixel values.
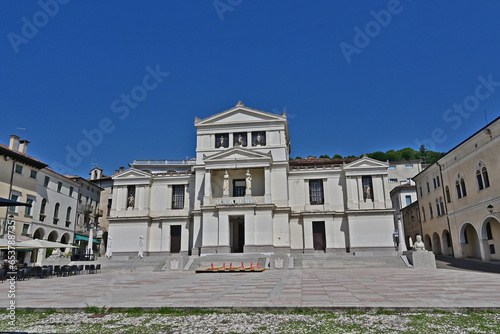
left=413, top=116, right=500, bottom=262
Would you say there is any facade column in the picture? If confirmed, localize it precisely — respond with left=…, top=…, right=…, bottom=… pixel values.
left=247, top=132, right=251, bottom=147
left=204, top=170, right=212, bottom=204
left=304, top=180, right=310, bottom=205
left=480, top=238, right=491, bottom=261
left=323, top=178, right=329, bottom=207
left=229, top=133, right=234, bottom=147
left=264, top=167, right=271, bottom=203
left=144, top=185, right=150, bottom=210
left=218, top=214, right=230, bottom=253
left=303, top=219, right=314, bottom=253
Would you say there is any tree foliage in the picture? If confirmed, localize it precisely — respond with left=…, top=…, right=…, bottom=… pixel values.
left=293, top=146, right=444, bottom=163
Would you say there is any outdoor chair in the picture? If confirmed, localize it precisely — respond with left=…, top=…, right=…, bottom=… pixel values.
left=60, top=266, right=70, bottom=277
left=89, top=264, right=95, bottom=274
left=0, top=269, right=5, bottom=282
left=46, top=266, right=53, bottom=277
left=16, top=269, right=27, bottom=281
left=23, top=267, right=32, bottom=279
left=54, top=265, right=62, bottom=277
left=76, top=265, right=84, bottom=275
left=95, top=264, right=101, bottom=273
left=69, top=265, right=77, bottom=276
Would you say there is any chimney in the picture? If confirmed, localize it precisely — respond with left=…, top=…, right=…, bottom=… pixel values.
left=114, top=170, right=119, bottom=175
left=119, top=167, right=125, bottom=172
left=9, top=135, right=20, bottom=151
left=19, top=140, right=30, bottom=154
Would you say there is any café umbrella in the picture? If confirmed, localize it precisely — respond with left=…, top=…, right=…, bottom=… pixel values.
left=15, top=239, right=77, bottom=249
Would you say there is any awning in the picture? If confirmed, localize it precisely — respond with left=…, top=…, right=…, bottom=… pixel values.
left=0, top=197, right=32, bottom=207
left=75, top=235, right=99, bottom=243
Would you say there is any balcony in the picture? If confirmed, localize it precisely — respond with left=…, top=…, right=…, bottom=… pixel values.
left=79, top=205, right=103, bottom=217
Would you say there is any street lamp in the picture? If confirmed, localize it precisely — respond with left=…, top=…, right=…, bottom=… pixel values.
left=87, top=222, right=95, bottom=260
left=487, top=204, right=500, bottom=218
left=396, top=211, right=407, bottom=252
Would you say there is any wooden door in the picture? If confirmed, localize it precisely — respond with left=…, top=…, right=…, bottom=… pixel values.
left=170, top=225, right=181, bottom=253
left=313, top=222, right=326, bottom=251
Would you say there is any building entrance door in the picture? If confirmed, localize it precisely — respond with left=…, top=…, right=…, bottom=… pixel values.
left=313, top=221, right=326, bottom=252
left=230, top=216, right=245, bottom=253
left=170, top=225, right=181, bottom=253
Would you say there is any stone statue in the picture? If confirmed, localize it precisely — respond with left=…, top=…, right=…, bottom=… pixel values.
left=128, top=194, right=134, bottom=208
left=223, top=170, right=229, bottom=196
left=246, top=169, right=252, bottom=193
left=50, top=248, right=62, bottom=258
left=256, top=133, right=262, bottom=145
left=413, top=235, right=426, bottom=251
left=237, top=135, right=244, bottom=146
left=364, top=186, right=371, bottom=201
left=219, top=136, right=225, bottom=148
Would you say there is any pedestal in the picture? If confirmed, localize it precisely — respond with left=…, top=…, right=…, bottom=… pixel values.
left=403, top=250, right=436, bottom=269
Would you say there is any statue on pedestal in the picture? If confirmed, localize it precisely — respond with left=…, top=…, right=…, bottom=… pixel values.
left=413, top=235, right=426, bottom=251
left=223, top=170, right=229, bottom=196
left=246, top=169, right=252, bottom=195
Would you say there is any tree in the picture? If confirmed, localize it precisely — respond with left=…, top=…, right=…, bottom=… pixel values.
left=399, top=147, right=418, bottom=161
left=367, top=151, right=387, bottom=161
left=385, top=149, right=400, bottom=161
left=319, top=154, right=330, bottom=159
left=332, top=154, right=343, bottom=159
left=294, top=156, right=303, bottom=160
left=419, top=144, right=428, bottom=163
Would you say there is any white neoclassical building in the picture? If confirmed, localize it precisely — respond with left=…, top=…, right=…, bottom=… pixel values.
left=108, top=102, right=396, bottom=257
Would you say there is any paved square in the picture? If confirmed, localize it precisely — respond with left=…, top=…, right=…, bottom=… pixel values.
left=2, top=267, right=500, bottom=309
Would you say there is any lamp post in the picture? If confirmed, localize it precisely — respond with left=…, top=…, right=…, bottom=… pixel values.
left=87, top=222, right=95, bottom=260
left=487, top=204, right=500, bottom=218
left=396, top=211, right=407, bottom=252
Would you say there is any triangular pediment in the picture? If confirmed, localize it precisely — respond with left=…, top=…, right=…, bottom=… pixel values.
left=204, top=148, right=272, bottom=162
left=195, top=102, right=285, bottom=127
left=112, top=168, right=151, bottom=180
left=344, top=156, right=389, bottom=170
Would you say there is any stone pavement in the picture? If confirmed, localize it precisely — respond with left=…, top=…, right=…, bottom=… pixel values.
left=2, top=266, right=500, bottom=310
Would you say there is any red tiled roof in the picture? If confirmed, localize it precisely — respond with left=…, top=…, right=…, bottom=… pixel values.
left=289, top=157, right=358, bottom=167
left=0, top=143, right=48, bottom=168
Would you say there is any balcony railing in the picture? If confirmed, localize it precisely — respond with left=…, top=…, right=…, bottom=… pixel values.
left=133, top=159, right=195, bottom=165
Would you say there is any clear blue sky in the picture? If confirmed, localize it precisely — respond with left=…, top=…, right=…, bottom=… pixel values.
left=1, top=1, right=500, bottom=177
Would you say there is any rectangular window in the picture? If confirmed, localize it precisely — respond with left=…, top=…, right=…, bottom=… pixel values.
left=251, top=131, right=266, bottom=146
left=69, top=186, right=74, bottom=197
left=426, top=182, right=430, bottom=193
left=107, top=199, right=112, bottom=216
left=309, top=180, right=324, bottom=205
left=9, top=194, right=19, bottom=212
left=24, top=198, right=34, bottom=216
left=233, top=180, right=246, bottom=197
left=22, top=223, right=30, bottom=236
left=362, top=176, right=373, bottom=202
left=172, top=185, right=185, bottom=209
left=15, top=164, right=23, bottom=174
left=405, top=164, right=414, bottom=169
left=44, top=176, right=50, bottom=187
left=215, top=133, right=229, bottom=148
left=233, top=132, right=248, bottom=147
left=388, top=165, right=396, bottom=170
left=30, top=169, right=37, bottom=179
left=405, top=195, right=412, bottom=206
left=57, top=181, right=63, bottom=193
left=419, top=187, right=423, bottom=198
left=389, top=179, right=398, bottom=183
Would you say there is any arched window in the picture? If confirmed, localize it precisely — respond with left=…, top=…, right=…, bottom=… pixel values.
left=53, top=203, right=60, bottom=225
left=66, top=207, right=72, bottom=228
left=429, top=203, right=434, bottom=219
left=39, top=198, right=47, bottom=222
left=422, top=207, right=426, bottom=221
left=439, top=197, right=445, bottom=216
left=456, top=173, right=467, bottom=199
left=66, top=207, right=72, bottom=222
left=476, top=162, right=490, bottom=190
left=445, top=186, right=451, bottom=203
left=436, top=199, right=441, bottom=216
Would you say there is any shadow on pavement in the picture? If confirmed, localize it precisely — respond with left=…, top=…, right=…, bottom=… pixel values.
left=435, top=255, right=500, bottom=274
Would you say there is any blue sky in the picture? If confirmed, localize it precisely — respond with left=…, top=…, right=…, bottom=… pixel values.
left=1, top=1, right=500, bottom=177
